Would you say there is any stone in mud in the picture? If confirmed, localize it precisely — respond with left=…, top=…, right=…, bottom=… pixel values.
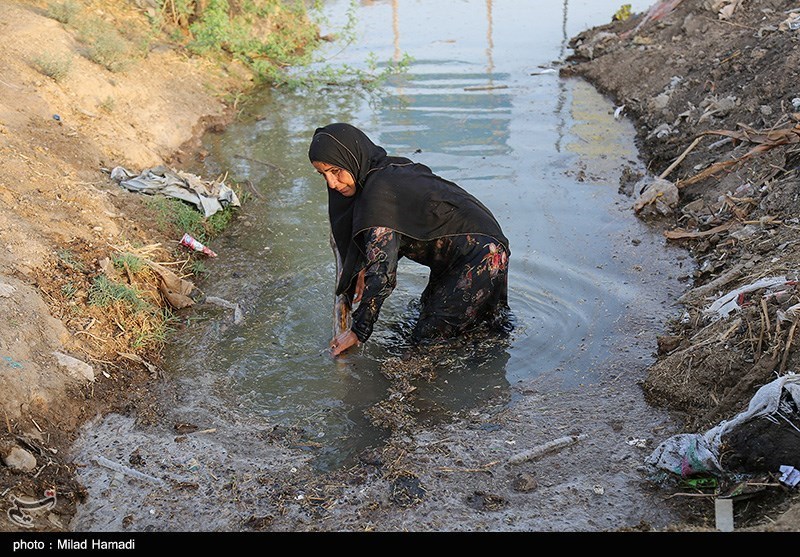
left=52, top=351, right=94, bottom=382
left=511, top=472, right=538, bottom=493
left=2, top=445, right=37, bottom=472
left=466, top=490, right=509, bottom=511
left=390, top=475, right=426, bottom=507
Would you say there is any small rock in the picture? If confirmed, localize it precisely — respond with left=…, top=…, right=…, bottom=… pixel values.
left=2, top=446, right=37, bottom=472
left=52, top=351, right=95, bottom=382
left=511, top=472, right=538, bottom=493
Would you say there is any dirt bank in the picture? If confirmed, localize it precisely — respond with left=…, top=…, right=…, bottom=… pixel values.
left=563, top=0, right=800, bottom=530
left=1, top=0, right=799, bottom=533
left=0, top=0, right=251, bottom=529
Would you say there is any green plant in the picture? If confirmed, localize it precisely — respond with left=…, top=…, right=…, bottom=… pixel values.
left=148, top=195, right=237, bottom=242
left=56, top=248, right=86, bottom=272
left=61, top=282, right=78, bottom=299
left=112, top=253, right=146, bottom=275
left=77, top=19, right=134, bottom=72
left=99, top=96, right=116, bottom=112
left=46, top=0, right=80, bottom=24
left=132, top=308, right=177, bottom=349
left=88, top=275, right=147, bottom=311
left=31, top=52, right=73, bottom=82
left=189, top=259, right=210, bottom=279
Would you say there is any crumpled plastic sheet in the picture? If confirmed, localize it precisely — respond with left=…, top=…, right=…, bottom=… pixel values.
left=645, top=373, right=800, bottom=478
left=703, top=276, right=788, bottom=320
left=111, top=165, right=241, bottom=218
left=779, top=465, right=800, bottom=488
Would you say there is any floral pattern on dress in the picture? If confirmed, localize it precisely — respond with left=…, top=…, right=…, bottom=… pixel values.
left=351, top=227, right=510, bottom=343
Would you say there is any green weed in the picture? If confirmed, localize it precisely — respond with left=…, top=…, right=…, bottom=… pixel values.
left=88, top=275, right=148, bottom=311
left=31, top=52, right=73, bottom=82
left=99, top=96, right=116, bottom=112
left=112, top=253, right=146, bottom=275
left=132, top=308, right=177, bottom=350
left=46, top=0, right=81, bottom=24
left=61, top=282, right=78, bottom=299
left=56, top=249, right=86, bottom=272
left=147, top=195, right=237, bottom=243
left=77, top=19, right=134, bottom=73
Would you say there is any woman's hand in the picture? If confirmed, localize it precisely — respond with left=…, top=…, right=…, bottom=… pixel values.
left=330, top=329, right=360, bottom=357
left=353, top=269, right=366, bottom=304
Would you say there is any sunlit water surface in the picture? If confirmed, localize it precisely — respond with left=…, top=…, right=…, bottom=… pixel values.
left=156, top=1, right=681, bottom=472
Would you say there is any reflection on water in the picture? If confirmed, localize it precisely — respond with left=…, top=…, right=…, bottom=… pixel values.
left=162, top=0, right=672, bottom=471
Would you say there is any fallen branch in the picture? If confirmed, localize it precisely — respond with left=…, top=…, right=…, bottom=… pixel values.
left=678, top=262, right=743, bottom=305
left=507, top=434, right=587, bottom=465
left=664, top=222, right=732, bottom=241
left=661, top=136, right=702, bottom=181
left=780, top=318, right=799, bottom=373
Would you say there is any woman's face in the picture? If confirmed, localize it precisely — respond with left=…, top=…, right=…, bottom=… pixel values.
left=312, top=161, right=357, bottom=197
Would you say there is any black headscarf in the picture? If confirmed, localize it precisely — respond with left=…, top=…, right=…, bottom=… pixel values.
left=309, top=123, right=509, bottom=295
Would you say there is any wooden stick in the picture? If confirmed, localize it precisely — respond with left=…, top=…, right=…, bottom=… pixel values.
left=507, top=434, right=587, bottom=465
left=660, top=136, right=702, bottom=180
left=780, top=318, right=799, bottom=373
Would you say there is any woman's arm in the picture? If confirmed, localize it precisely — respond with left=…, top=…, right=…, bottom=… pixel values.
left=331, top=227, right=399, bottom=355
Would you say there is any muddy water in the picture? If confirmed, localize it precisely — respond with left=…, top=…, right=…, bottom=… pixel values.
left=70, top=0, right=692, bottom=531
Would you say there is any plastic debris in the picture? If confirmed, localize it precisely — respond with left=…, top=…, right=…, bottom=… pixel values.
left=507, top=434, right=587, bottom=465
left=111, top=165, right=240, bottom=218
left=180, top=233, right=217, bottom=258
left=703, top=276, right=789, bottom=320
left=779, top=465, right=800, bottom=488
left=633, top=176, right=679, bottom=217
left=205, top=296, right=244, bottom=325
left=92, top=455, right=165, bottom=485
left=715, top=498, right=734, bottom=531
left=645, top=374, right=800, bottom=478
left=0, top=282, right=15, bottom=297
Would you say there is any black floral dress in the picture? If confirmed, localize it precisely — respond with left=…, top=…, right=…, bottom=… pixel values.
left=351, top=226, right=510, bottom=344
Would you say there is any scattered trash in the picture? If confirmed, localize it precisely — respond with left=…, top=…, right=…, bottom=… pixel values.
left=92, top=455, right=164, bottom=485
left=778, top=12, right=800, bottom=31
left=613, top=4, right=632, bottom=22
left=621, top=0, right=684, bottom=39
left=703, top=276, right=789, bottom=320
left=2, top=355, right=23, bottom=369
left=645, top=374, right=800, bottom=478
left=507, top=433, right=587, bottom=465
left=633, top=176, right=679, bottom=217
left=145, top=259, right=199, bottom=309
left=110, top=165, right=240, bottom=218
left=180, top=233, right=217, bottom=258
left=530, top=68, right=557, bottom=76
left=52, top=114, right=60, bottom=122
left=613, top=105, right=625, bottom=119
left=626, top=437, right=648, bottom=448
left=186, top=457, right=201, bottom=472
left=205, top=296, right=244, bottom=324
left=116, top=352, right=160, bottom=379
left=706, top=0, right=742, bottom=20
left=0, top=282, right=15, bottom=297
left=779, top=465, right=800, bottom=488
left=715, top=498, right=734, bottom=531
left=592, top=485, right=605, bottom=495
left=2, top=446, right=37, bottom=472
